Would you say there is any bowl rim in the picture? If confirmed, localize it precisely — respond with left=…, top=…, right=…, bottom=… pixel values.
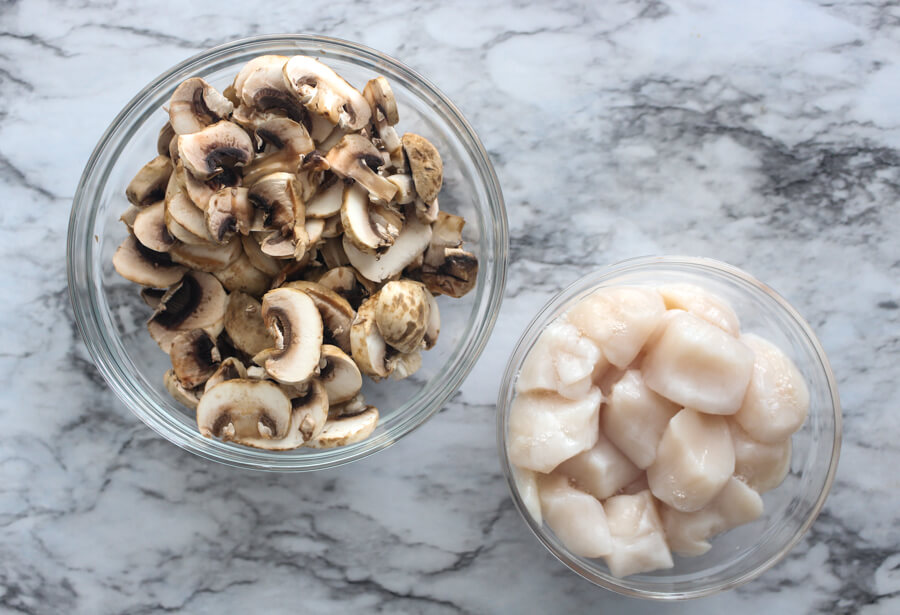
left=496, top=255, right=842, bottom=599
left=68, top=34, right=508, bottom=472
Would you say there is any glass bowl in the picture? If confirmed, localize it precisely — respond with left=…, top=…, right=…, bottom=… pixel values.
left=68, top=35, right=507, bottom=471
left=497, top=256, right=841, bottom=599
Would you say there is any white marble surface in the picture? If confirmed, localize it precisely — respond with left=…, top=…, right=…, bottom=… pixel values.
left=2, top=0, right=899, bottom=613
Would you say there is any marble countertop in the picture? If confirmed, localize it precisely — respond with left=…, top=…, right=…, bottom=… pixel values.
left=2, top=1, right=899, bottom=613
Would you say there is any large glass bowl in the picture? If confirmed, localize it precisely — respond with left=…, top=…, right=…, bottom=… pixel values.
left=497, top=256, right=840, bottom=599
left=68, top=35, right=507, bottom=471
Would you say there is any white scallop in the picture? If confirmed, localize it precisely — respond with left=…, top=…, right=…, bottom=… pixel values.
left=538, top=473, right=612, bottom=558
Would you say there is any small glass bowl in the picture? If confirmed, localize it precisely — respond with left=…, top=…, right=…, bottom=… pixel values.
left=497, top=256, right=841, bottom=599
left=68, top=35, right=507, bottom=471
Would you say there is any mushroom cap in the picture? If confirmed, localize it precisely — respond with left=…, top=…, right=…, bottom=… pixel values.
left=126, top=155, right=172, bottom=207
left=133, top=201, right=175, bottom=253
left=206, top=187, right=253, bottom=243
left=282, top=56, right=371, bottom=131
left=326, top=134, right=398, bottom=203
left=224, top=291, right=272, bottom=357
left=401, top=133, right=443, bottom=204
left=204, top=357, right=248, bottom=393
left=164, top=369, right=201, bottom=410
left=307, top=406, right=379, bottom=449
left=282, top=280, right=356, bottom=354
left=168, top=237, right=242, bottom=272
left=169, top=328, right=221, bottom=389
left=177, top=121, right=254, bottom=180
left=261, top=287, right=324, bottom=385
left=112, top=235, right=187, bottom=287
left=196, top=378, right=292, bottom=441
left=343, top=214, right=433, bottom=283
left=147, top=271, right=228, bottom=353
left=350, top=295, right=390, bottom=380
left=422, top=248, right=479, bottom=298
left=213, top=251, right=271, bottom=297
left=168, top=77, right=234, bottom=135
left=375, top=280, right=430, bottom=354
left=319, top=345, right=363, bottom=405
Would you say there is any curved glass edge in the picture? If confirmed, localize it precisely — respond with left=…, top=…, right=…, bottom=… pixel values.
left=68, top=35, right=509, bottom=472
left=494, top=255, right=841, bottom=599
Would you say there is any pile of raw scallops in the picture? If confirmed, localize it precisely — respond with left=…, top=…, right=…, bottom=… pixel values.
left=113, top=55, right=477, bottom=450
left=508, top=283, right=809, bottom=577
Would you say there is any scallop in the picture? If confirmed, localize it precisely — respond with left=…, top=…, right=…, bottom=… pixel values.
left=516, top=320, right=602, bottom=401
left=538, top=473, right=612, bottom=558
left=602, top=490, right=673, bottom=578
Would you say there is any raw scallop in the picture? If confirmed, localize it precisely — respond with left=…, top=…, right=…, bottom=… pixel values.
left=508, top=389, right=602, bottom=473
left=643, top=312, right=754, bottom=415
left=603, top=490, right=673, bottom=578
left=516, top=320, right=601, bottom=400
left=512, top=466, right=543, bottom=525
left=657, top=283, right=740, bottom=336
left=556, top=432, right=643, bottom=500
left=538, top=474, right=612, bottom=558
left=730, top=420, right=792, bottom=492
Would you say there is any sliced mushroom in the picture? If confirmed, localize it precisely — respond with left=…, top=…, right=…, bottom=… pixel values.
left=213, top=252, right=271, bottom=297
left=126, top=155, right=172, bottom=206
left=261, top=287, right=323, bottom=385
left=426, top=211, right=465, bottom=264
left=306, top=217, right=325, bottom=246
left=319, top=236, right=349, bottom=269
left=196, top=378, right=292, bottom=442
left=164, top=369, right=201, bottom=410
left=169, top=237, right=242, bottom=272
left=168, top=78, right=234, bottom=135
left=318, top=345, right=362, bottom=405
left=177, top=121, right=254, bottom=180
left=350, top=295, right=390, bottom=380
left=421, top=247, right=478, bottom=298
left=328, top=393, right=366, bottom=418
left=241, top=150, right=301, bottom=187
left=341, top=183, right=397, bottom=253
left=307, top=406, right=379, bottom=449
left=423, top=288, right=440, bottom=350
left=326, top=134, right=398, bottom=203
left=259, top=231, right=297, bottom=259
left=316, top=266, right=366, bottom=307
left=133, top=201, right=175, bottom=253
left=305, top=175, right=344, bottom=218
left=140, top=287, right=166, bottom=309
left=120, top=205, right=141, bottom=229
left=375, top=280, right=430, bottom=354
left=402, top=133, right=442, bottom=205
left=317, top=125, right=349, bottom=154
left=180, top=162, right=241, bottom=212
left=113, top=235, right=187, bottom=287
left=344, top=214, right=432, bottom=283
left=232, top=55, right=310, bottom=127
left=224, top=291, right=272, bottom=357
left=248, top=172, right=299, bottom=236
left=253, top=117, right=315, bottom=155
left=282, top=56, right=371, bottom=131
left=204, top=357, right=248, bottom=393
left=386, top=174, right=415, bottom=205
left=414, top=197, right=439, bottom=224
left=158, top=122, right=176, bottom=157
left=166, top=190, right=216, bottom=243
left=147, top=271, right=228, bottom=353
left=321, top=213, right=343, bottom=238
left=206, top=187, right=253, bottom=243
left=309, top=112, right=336, bottom=143
left=363, top=76, right=403, bottom=167
left=169, top=328, right=221, bottom=389
left=388, top=351, right=421, bottom=380
left=241, top=234, right=282, bottom=276
left=282, top=280, right=355, bottom=354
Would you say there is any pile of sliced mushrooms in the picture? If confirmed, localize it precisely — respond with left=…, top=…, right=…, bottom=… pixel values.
left=113, top=55, right=478, bottom=450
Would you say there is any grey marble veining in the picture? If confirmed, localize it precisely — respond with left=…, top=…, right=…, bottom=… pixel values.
left=1, top=0, right=899, bottom=613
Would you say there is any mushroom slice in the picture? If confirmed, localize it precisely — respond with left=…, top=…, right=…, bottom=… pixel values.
left=321, top=213, right=343, bottom=239
left=248, top=172, right=300, bottom=236
left=261, top=287, right=323, bottom=385
left=319, top=237, right=349, bottom=269
left=272, top=379, right=331, bottom=448
left=421, top=248, right=478, bottom=298
left=169, top=328, right=221, bottom=389
left=169, top=237, right=241, bottom=272
left=401, top=133, right=443, bottom=205
left=133, top=201, right=175, bottom=253
left=282, top=56, right=371, bottom=131
left=126, top=155, right=172, bottom=206
left=328, top=393, right=366, bottom=419
left=259, top=231, right=297, bottom=259
left=341, top=183, right=397, bottom=253
left=197, top=379, right=292, bottom=441
left=164, top=369, right=201, bottom=410
left=350, top=295, right=390, bottom=380
left=157, top=122, right=176, bottom=157
left=307, top=406, right=379, bottom=449
left=344, top=214, right=433, bottom=283
left=147, top=271, right=228, bottom=353
left=166, top=190, right=217, bottom=244
left=177, top=121, right=254, bottom=181
left=204, top=357, right=248, bottom=393
left=426, top=211, right=465, bottom=261
left=414, top=197, right=439, bottom=224
left=386, top=174, right=415, bottom=205
left=233, top=56, right=309, bottom=126
left=180, top=163, right=241, bottom=212
left=120, top=205, right=141, bottom=229
left=375, top=280, right=430, bottom=353
left=316, top=266, right=366, bottom=307
left=305, top=176, right=344, bottom=218
left=319, top=345, right=362, bottom=405
left=206, top=187, right=253, bottom=243
left=363, top=76, right=399, bottom=126
left=305, top=217, right=325, bottom=246
left=422, top=289, right=440, bottom=350
left=241, top=150, right=301, bottom=186
left=140, top=287, right=166, bottom=309
left=224, top=291, right=272, bottom=357
left=168, top=77, right=234, bottom=135
left=326, top=135, right=398, bottom=203
left=388, top=351, right=421, bottom=380
left=281, top=280, right=355, bottom=354
left=213, top=252, right=271, bottom=297
left=253, top=117, right=314, bottom=155
left=113, top=235, right=187, bottom=287
left=241, top=234, right=282, bottom=276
